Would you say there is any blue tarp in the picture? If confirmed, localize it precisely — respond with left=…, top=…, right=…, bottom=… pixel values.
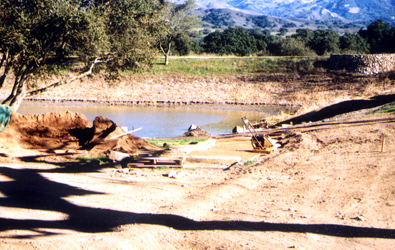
left=0, top=105, right=12, bottom=132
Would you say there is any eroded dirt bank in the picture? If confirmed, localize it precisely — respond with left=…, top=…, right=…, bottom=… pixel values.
left=2, top=71, right=393, bottom=110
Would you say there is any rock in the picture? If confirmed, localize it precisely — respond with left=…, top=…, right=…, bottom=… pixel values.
left=188, top=124, right=198, bottom=131
left=182, top=126, right=211, bottom=137
left=351, top=216, right=366, bottom=221
left=168, top=170, right=177, bottom=178
left=107, top=150, right=130, bottom=162
left=232, top=126, right=244, bottom=134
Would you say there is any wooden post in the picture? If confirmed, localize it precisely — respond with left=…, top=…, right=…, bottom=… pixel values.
left=381, top=135, right=386, bottom=153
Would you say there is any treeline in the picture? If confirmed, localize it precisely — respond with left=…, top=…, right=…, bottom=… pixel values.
left=172, top=19, right=395, bottom=56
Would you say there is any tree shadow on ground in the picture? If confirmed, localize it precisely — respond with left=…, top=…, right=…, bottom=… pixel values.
left=0, top=165, right=394, bottom=239
left=274, top=94, right=395, bottom=127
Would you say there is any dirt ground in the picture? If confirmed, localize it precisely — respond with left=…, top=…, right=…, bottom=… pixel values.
left=1, top=105, right=395, bottom=249
left=1, top=69, right=395, bottom=249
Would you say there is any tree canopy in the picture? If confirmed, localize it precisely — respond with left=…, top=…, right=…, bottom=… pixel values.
left=0, top=0, right=165, bottom=109
left=203, top=27, right=258, bottom=56
left=158, top=0, right=198, bottom=65
left=358, top=19, right=395, bottom=53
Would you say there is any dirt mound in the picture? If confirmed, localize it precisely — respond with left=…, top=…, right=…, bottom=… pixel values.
left=80, top=116, right=160, bottom=157
left=0, top=111, right=159, bottom=159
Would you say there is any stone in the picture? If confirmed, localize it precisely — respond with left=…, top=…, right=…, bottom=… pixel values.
left=329, top=54, right=395, bottom=75
left=232, top=126, right=244, bottom=134
left=168, top=170, right=177, bottom=178
left=107, top=150, right=130, bottom=162
left=188, top=124, right=198, bottom=131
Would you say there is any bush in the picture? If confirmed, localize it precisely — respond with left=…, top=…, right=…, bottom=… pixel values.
left=268, top=37, right=316, bottom=56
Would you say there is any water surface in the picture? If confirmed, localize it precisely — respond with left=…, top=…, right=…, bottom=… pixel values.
left=19, top=102, right=287, bottom=138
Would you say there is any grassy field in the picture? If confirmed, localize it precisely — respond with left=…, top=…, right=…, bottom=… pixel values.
left=152, top=56, right=328, bottom=75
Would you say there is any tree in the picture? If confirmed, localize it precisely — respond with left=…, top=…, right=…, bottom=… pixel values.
left=359, top=19, right=393, bottom=53
left=292, top=29, right=314, bottom=44
left=0, top=0, right=165, bottom=111
left=268, top=37, right=316, bottom=56
left=339, top=33, right=370, bottom=54
left=308, top=29, right=340, bottom=56
left=202, top=27, right=258, bottom=56
left=158, top=0, right=198, bottom=65
left=279, top=28, right=289, bottom=36
left=201, top=30, right=224, bottom=54
left=250, top=29, right=273, bottom=53
left=250, top=15, right=272, bottom=29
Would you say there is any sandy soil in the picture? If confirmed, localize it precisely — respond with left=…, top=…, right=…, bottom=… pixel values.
left=1, top=108, right=395, bottom=249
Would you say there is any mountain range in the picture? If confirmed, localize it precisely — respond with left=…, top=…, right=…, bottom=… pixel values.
left=191, top=0, right=395, bottom=23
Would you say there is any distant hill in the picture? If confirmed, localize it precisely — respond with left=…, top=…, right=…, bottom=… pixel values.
left=194, top=0, right=395, bottom=24
left=194, top=8, right=366, bottom=34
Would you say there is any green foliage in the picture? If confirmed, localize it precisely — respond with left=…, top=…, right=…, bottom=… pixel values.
left=203, top=27, right=258, bottom=56
left=244, top=160, right=254, bottom=166
left=292, top=28, right=341, bottom=55
left=279, top=28, right=289, bottom=36
left=269, top=37, right=316, bottom=56
left=283, top=23, right=297, bottom=28
left=202, top=9, right=235, bottom=28
left=0, top=0, right=165, bottom=108
left=308, top=29, right=340, bottom=55
left=250, top=16, right=272, bottom=29
left=339, top=33, right=370, bottom=54
left=292, top=29, right=315, bottom=43
left=102, top=0, right=164, bottom=72
left=250, top=29, right=273, bottom=52
left=0, top=0, right=97, bottom=106
left=158, top=0, right=199, bottom=64
left=359, top=19, right=395, bottom=53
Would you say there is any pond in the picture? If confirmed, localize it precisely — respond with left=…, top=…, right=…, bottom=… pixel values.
left=18, top=101, right=290, bottom=138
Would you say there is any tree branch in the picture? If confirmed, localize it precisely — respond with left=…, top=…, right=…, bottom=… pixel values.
left=26, top=57, right=110, bottom=97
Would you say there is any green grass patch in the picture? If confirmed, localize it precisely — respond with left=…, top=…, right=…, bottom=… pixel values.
left=146, top=138, right=208, bottom=149
left=244, top=160, right=254, bottom=166
left=151, top=56, right=325, bottom=75
left=375, top=102, right=395, bottom=114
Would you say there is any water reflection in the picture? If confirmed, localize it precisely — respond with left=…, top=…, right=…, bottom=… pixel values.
left=18, top=101, right=287, bottom=138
